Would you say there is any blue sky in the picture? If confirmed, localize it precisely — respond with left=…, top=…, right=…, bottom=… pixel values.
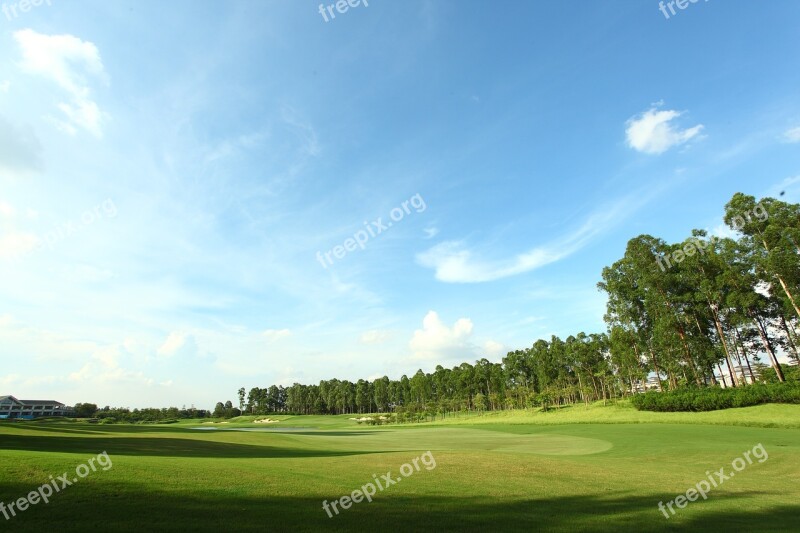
left=1, top=0, right=798, bottom=408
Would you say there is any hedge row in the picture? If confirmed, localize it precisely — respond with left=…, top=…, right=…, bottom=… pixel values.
left=631, top=382, right=800, bottom=412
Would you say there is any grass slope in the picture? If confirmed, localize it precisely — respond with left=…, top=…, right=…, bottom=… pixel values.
left=1, top=404, right=798, bottom=532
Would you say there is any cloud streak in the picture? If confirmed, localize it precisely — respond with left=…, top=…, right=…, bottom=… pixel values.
left=417, top=194, right=647, bottom=283
left=783, top=126, right=800, bottom=143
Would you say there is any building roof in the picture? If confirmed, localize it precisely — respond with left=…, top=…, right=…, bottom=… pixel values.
left=1, top=396, right=64, bottom=406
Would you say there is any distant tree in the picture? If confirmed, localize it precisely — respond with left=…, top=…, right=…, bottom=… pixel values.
left=73, top=403, right=98, bottom=418
left=473, top=393, right=487, bottom=412
left=238, top=387, right=246, bottom=414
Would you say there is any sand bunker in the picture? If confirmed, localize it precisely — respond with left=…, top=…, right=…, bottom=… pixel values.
left=253, top=418, right=280, bottom=424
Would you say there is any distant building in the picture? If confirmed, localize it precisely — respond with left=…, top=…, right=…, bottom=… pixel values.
left=715, top=365, right=762, bottom=388
left=629, top=376, right=663, bottom=393
left=645, top=376, right=662, bottom=390
left=0, top=395, right=74, bottom=419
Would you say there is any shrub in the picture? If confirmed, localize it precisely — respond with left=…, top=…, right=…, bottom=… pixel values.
left=631, top=382, right=800, bottom=412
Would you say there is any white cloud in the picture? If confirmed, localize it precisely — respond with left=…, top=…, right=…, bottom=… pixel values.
left=281, top=107, right=320, bottom=157
left=0, top=81, right=9, bottom=92
left=157, top=332, right=197, bottom=358
left=0, top=202, right=15, bottom=218
left=709, top=223, right=737, bottom=241
left=0, top=231, right=39, bottom=260
left=14, top=29, right=109, bottom=137
left=67, top=364, right=157, bottom=387
left=783, top=127, right=800, bottom=143
left=423, top=227, right=440, bottom=239
left=92, top=345, right=121, bottom=369
left=1, top=374, right=20, bottom=386
left=58, top=100, right=106, bottom=138
left=204, top=131, right=268, bottom=163
left=625, top=106, right=703, bottom=154
left=409, top=311, right=474, bottom=361
left=0, top=200, right=39, bottom=260
left=417, top=195, right=646, bottom=283
left=262, top=328, right=291, bottom=342
left=484, top=340, right=506, bottom=358
left=56, top=264, right=115, bottom=283
left=360, top=329, right=391, bottom=344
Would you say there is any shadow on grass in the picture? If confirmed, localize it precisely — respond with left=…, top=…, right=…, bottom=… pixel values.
left=255, top=431, right=382, bottom=437
left=0, top=434, right=378, bottom=459
left=1, top=422, right=203, bottom=435
left=7, top=423, right=385, bottom=437
left=1, top=424, right=145, bottom=436
left=0, top=482, right=793, bottom=533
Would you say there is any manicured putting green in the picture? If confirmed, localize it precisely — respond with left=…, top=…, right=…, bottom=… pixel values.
left=231, top=427, right=613, bottom=456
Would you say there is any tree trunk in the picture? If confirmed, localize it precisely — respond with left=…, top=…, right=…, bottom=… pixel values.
left=647, top=349, right=664, bottom=392
left=733, top=327, right=756, bottom=384
left=576, top=372, right=587, bottom=405
left=779, top=315, right=800, bottom=364
left=716, top=363, right=728, bottom=387
left=759, top=236, right=800, bottom=319
left=709, top=302, right=739, bottom=386
left=752, top=313, right=786, bottom=382
left=775, top=274, right=800, bottom=320
left=676, top=324, right=703, bottom=386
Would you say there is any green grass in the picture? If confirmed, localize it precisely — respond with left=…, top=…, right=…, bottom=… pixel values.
left=1, top=404, right=799, bottom=532
left=409, top=400, right=800, bottom=428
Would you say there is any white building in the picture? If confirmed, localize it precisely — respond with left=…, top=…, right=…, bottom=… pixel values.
left=0, top=395, right=73, bottom=419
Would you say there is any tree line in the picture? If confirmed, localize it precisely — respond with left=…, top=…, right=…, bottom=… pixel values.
left=228, top=193, right=798, bottom=418
left=71, top=403, right=211, bottom=423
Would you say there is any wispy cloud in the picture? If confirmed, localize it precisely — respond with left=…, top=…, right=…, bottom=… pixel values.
left=417, top=194, right=647, bottom=283
left=783, top=126, right=800, bottom=143
left=262, top=328, right=292, bottom=342
left=157, top=332, right=197, bottom=358
left=423, top=226, right=439, bottom=239
left=765, top=175, right=800, bottom=202
left=0, top=199, right=39, bottom=260
left=14, top=29, right=109, bottom=137
left=625, top=105, right=703, bottom=154
left=360, top=329, right=391, bottom=344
